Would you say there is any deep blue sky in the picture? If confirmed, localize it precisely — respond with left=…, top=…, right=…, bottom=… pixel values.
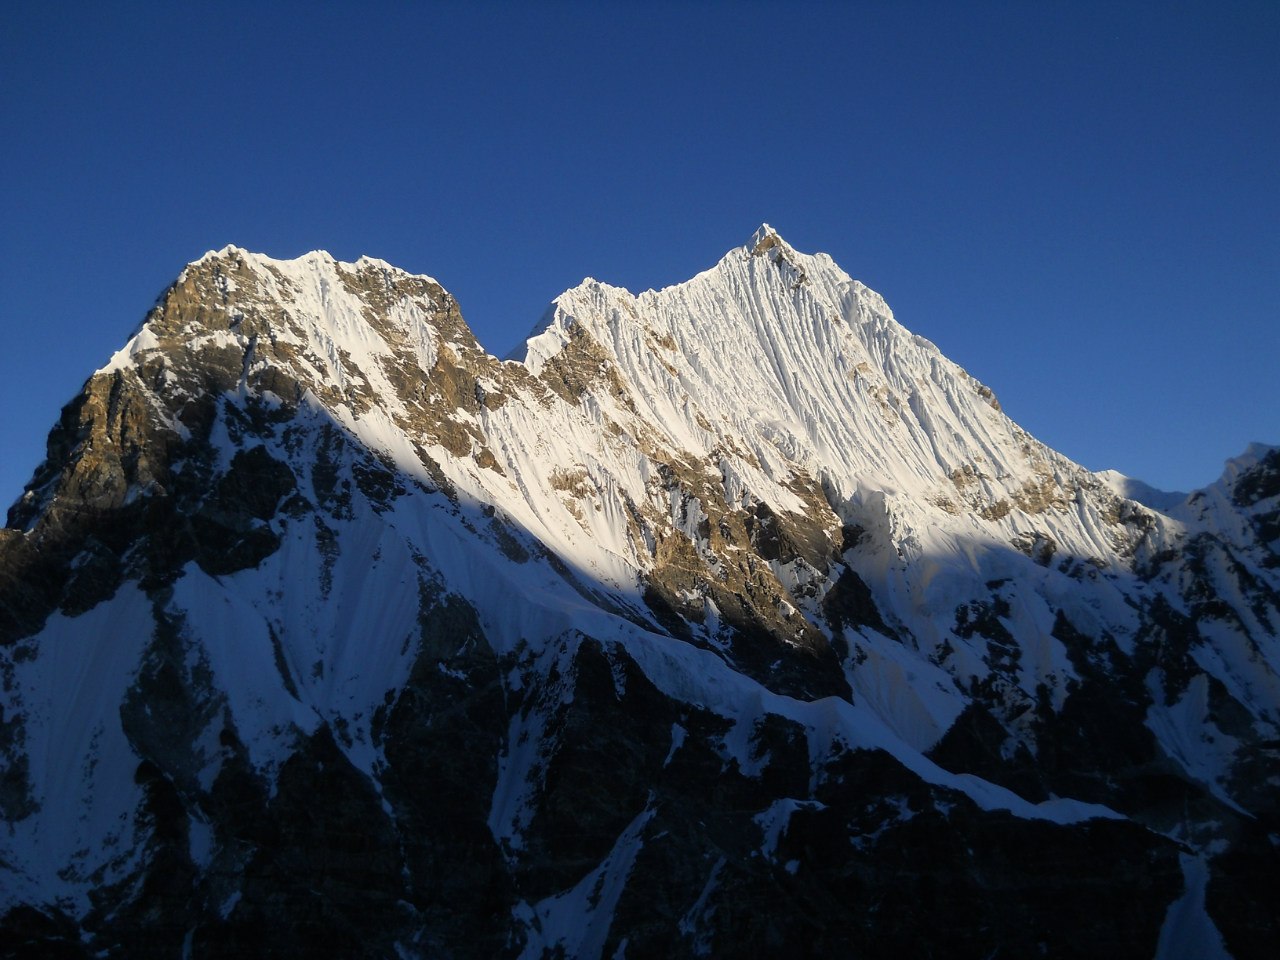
left=2, top=1, right=1275, bottom=508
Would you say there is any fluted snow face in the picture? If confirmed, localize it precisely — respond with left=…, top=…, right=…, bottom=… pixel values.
left=532, top=225, right=988, bottom=494
left=529, top=227, right=993, bottom=476
left=520, top=226, right=1155, bottom=595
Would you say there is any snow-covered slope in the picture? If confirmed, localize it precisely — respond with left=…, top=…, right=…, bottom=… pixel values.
left=1, top=229, right=1275, bottom=958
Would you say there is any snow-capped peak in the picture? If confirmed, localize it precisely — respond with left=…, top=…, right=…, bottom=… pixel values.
left=749, top=221, right=785, bottom=252
left=97, top=243, right=456, bottom=407
left=747, top=222, right=806, bottom=273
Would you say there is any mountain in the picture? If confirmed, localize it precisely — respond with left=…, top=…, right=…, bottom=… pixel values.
left=1, top=226, right=1276, bottom=959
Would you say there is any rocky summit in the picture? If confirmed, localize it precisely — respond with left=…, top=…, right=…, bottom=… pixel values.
left=0, top=227, right=1276, bottom=959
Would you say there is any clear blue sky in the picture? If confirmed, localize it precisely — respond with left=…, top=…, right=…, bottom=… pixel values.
left=2, top=1, right=1275, bottom=509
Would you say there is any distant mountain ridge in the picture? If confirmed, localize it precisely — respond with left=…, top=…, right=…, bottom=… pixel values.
left=1, top=227, right=1276, bottom=958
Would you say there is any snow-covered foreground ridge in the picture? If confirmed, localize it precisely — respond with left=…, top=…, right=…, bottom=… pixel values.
left=0, top=226, right=1276, bottom=958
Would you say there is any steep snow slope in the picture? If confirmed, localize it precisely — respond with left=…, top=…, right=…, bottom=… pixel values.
left=0, top=229, right=1275, bottom=958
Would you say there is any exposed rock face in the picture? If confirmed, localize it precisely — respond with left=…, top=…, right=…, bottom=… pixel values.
left=1, top=230, right=1276, bottom=958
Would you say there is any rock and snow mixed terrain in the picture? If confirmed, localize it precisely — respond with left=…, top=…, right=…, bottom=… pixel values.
left=0, top=226, right=1276, bottom=958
